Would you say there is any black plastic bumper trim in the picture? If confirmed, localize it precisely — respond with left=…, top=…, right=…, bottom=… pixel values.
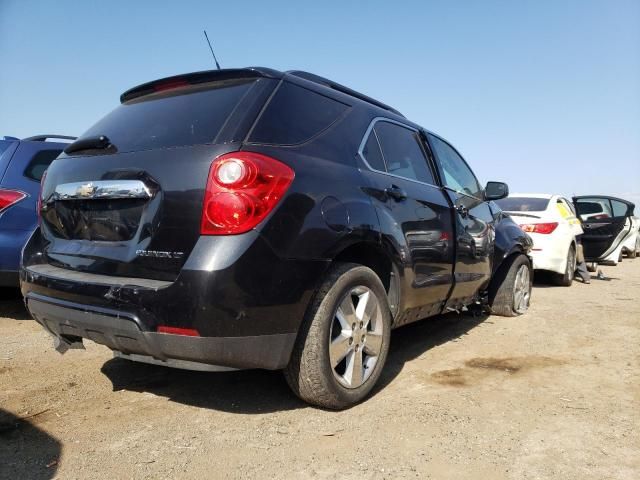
left=25, top=294, right=296, bottom=370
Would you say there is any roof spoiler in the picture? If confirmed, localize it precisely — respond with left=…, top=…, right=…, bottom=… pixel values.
left=120, top=67, right=282, bottom=103
left=287, top=70, right=404, bottom=117
left=22, top=135, right=77, bottom=142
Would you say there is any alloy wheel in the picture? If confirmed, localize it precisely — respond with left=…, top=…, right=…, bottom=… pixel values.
left=513, top=264, right=531, bottom=314
left=329, top=286, right=384, bottom=389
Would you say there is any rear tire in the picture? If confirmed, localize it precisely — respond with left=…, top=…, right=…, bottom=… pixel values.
left=284, top=263, right=392, bottom=410
left=554, top=244, right=576, bottom=287
left=488, top=254, right=532, bottom=317
left=627, top=238, right=638, bottom=258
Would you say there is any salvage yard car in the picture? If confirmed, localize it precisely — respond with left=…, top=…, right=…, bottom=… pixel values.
left=496, top=193, right=583, bottom=286
left=0, top=135, right=75, bottom=287
left=21, top=68, right=532, bottom=409
left=573, top=195, right=639, bottom=265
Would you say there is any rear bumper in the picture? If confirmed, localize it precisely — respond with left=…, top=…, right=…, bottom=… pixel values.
left=530, top=250, right=566, bottom=274
left=20, top=229, right=327, bottom=370
left=0, top=229, right=33, bottom=284
left=27, top=293, right=295, bottom=370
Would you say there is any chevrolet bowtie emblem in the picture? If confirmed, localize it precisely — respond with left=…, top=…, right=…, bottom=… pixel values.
left=76, top=183, right=97, bottom=198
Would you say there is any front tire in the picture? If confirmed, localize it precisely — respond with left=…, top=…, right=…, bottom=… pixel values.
left=284, top=263, right=392, bottom=410
left=488, top=254, right=532, bottom=317
left=554, top=244, right=576, bottom=286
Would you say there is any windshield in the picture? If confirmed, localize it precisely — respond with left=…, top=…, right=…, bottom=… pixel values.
left=496, top=197, right=550, bottom=212
left=75, top=78, right=257, bottom=154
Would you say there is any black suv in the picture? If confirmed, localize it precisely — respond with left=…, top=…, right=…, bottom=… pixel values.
left=21, top=68, right=532, bottom=409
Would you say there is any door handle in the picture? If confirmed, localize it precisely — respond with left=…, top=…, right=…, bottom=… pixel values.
left=384, top=185, right=407, bottom=201
left=455, top=204, right=469, bottom=218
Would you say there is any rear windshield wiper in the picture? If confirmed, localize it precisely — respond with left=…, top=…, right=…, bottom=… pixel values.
left=64, top=135, right=116, bottom=155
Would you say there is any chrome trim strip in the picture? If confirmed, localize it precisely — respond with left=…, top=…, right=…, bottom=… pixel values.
left=53, top=180, right=152, bottom=200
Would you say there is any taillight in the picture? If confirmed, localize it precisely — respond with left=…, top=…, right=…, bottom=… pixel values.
left=0, top=189, right=27, bottom=214
left=200, top=151, right=295, bottom=235
left=520, top=222, right=558, bottom=234
left=37, top=170, right=47, bottom=223
left=153, top=79, right=190, bottom=93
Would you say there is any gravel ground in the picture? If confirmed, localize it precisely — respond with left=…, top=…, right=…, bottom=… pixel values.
left=1, top=261, right=639, bottom=480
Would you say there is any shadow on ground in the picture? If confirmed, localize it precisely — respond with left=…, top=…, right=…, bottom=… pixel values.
left=0, top=409, right=61, bottom=480
left=100, top=310, right=487, bottom=414
left=0, top=288, right=30, bottom=320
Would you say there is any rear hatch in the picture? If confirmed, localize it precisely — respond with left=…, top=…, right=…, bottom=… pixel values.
left=39, top=71, right=278, bottom=281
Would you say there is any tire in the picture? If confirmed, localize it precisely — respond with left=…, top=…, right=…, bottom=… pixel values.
left=284, top=263, right=392, bottom=410
left=488, top=254, right=532, bottom=317
left=627, top=238, right=639, bottom=258
left=586, top=262, right=597, bottom=273
left=554, top=244, right=576, bottom=287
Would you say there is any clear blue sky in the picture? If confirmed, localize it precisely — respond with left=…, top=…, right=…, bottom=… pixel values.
left=1, top=0, right=639, bottom=203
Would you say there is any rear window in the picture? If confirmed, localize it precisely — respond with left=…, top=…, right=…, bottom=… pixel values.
left=24, top=149, right=62, bottom=181
left=248, top=82, right=349, bottom=145
left=496, top=197, right=550, bottom=212
left=76, top=79, right=257, bottom=154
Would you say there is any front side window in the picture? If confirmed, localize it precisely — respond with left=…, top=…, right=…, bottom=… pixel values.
left=428, top=134, right=481, bottom=198
left=373, top=121, right=435, bottom=184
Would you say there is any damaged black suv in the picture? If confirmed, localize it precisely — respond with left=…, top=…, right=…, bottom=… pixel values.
left=21, top=68, right=532, bottom=409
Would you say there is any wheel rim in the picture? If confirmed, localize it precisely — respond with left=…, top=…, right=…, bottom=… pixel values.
left=513, top=265, right=531, bottom=314
left=567, top=248, right=576, bottom=280
left=329, top=286, right=384, bottom=389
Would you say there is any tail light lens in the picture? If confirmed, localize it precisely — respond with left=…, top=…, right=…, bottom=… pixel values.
left=520, top=222, right=558, bottom=234
left=201, top=151, right=294, bottom=235
left=0, top=189, right=27, bottom=214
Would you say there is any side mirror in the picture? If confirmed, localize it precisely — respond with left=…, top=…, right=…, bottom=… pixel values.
left=485, top=181, right=509, bottom=201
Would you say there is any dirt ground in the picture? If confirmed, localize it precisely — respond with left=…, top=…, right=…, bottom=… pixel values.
left=1, top=261, right=639, bottom=480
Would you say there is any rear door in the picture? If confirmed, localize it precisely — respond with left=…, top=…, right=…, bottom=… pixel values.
left=573, top=196, right=634, bottom=260
left=358, top=119, right=454, bottom=323
left=427, top=133, right=494, bottom=308
left=39, top=76, right=277, bottom=281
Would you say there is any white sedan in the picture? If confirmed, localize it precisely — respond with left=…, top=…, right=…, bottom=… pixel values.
left=495, top=194, right=582, bottom=286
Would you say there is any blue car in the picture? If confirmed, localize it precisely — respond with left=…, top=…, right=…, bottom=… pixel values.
left=0, top=135, right=75, bottom=287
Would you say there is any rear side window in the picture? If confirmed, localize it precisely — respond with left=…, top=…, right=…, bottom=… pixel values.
left=249, top=82, right=348, bottom=145
left=76, top=79, right=257, bottom=154
left=611, top=199, right=629, bottom=217
left=24, top=149, right=62, bottom=181
left=373, top=121, right=435, bottom=184
left=361, top=131, right=386, bottom=171
left=496, top=197, right=550, bottom=212
left=575, top=198, right=612, bottom=220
